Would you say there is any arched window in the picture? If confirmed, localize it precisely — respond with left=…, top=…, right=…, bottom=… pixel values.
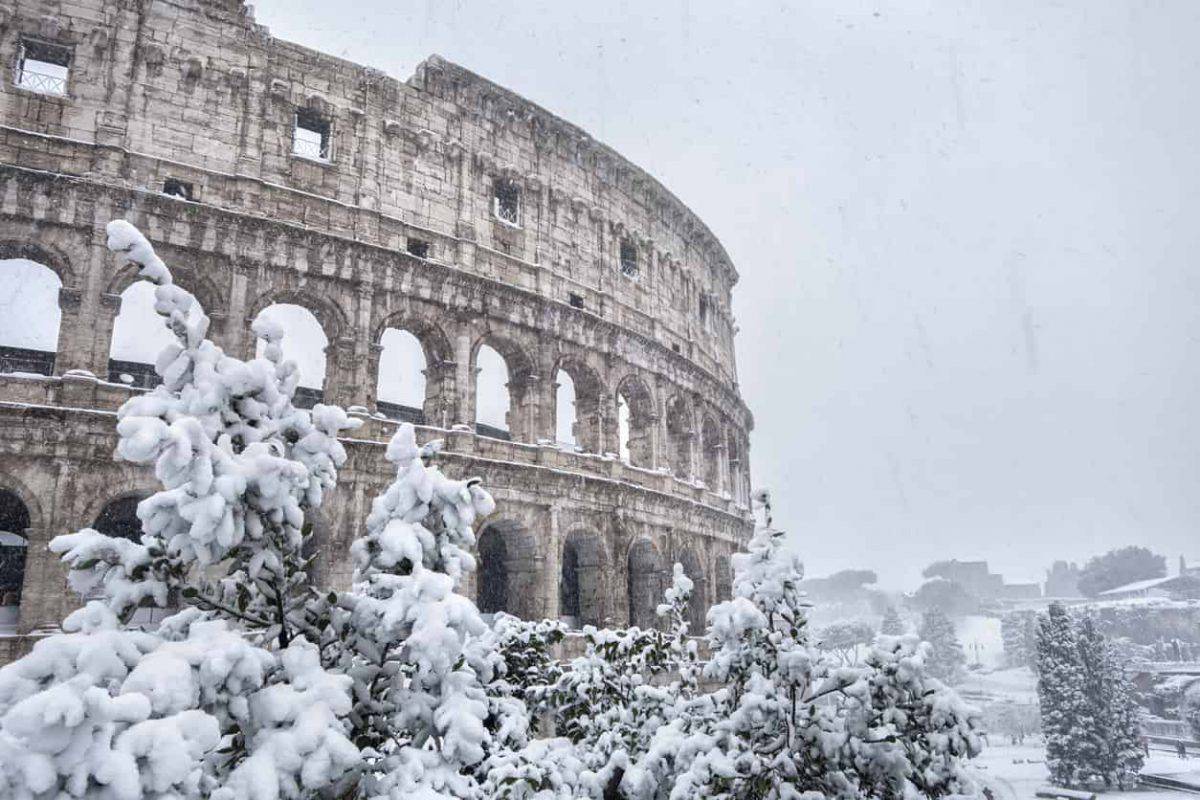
left=627, top=538, right=664, bottom=629
left=560, top=531, right=603, bottom=627
left=555, top=369, right=577, bottom=449
left=475, top=344, right=511, bottom=440
left=0, top=258, right=61, bottom=376
left=94, top=495, right=144, bottom=542
left=377, top=328, right=427, bottom=424
left=254, top=304, right=328, bottom=408
left=0, top=490, right=31, bottom=630
left=477, top=523, right=510, bottom=615
left=109, top=282, right=175, bottom=389
left=616, top=376, right=653, bottom=468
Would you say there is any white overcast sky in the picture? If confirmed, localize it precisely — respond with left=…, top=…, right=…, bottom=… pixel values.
left=224, top=0, right=1200, bottom=587
left=6, top=0, right=1196, bottom=589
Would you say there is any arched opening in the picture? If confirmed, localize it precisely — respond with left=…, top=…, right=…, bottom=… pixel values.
left=627, top=538, right=665, bottom=629
left=701, top=416, right=722, bottom=491
left=93, top=494, right=175, bottom=626
left=665, top=395, right=694, bottom=480
left=109, top=282, right=176, bottom=389
left=254, top=304, right=328, bottom=408
left=0, top=490, right=31, bottom=631
left=560, top=531, right=604, bottom=627
left=377, top=328, right=427, bottom=424
left=474, top=343, right=511, bottom=440
left=554, top=369, right=578, bottom=449
left=477, top=523, right=509, bottom=615
left=676, top=548, right=708, bottom=634
left=0, top=258, right=61, bottom=376
left=616, top=375, right=653, bottom=468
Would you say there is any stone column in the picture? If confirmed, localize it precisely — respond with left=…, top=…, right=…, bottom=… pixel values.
left=349, top=284, right=375, bottom=406
left=452, top=328, right=474, bottom=427
left=52, top=286, right=86, bottom=374
left=366, top=343, right=383, bottom=411
left=545, top=503, right=562, bottom=621
left=423, top=360, right=457, bottom=429
left=223, top=268, right=250, bottom=359
left=324, top=337, right=356, bottom=406
left=89, top=293, right=123, bottom=378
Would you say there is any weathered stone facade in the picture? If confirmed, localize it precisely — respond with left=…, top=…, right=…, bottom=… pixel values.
left=0, top=0, right=753, bottom=654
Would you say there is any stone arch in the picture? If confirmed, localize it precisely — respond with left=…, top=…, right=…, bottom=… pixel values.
left=675, top=547, right=708, bottom=634
left=93, top=494, right=147, bottom=542
left=104, top=262, right=225, bottom=319
left=373, top=311, right=454, bottom=426
left=665, top=394, right=695, bottom=480
left=700, top=413, right=723, bottom=491
left=475, top=518, right=539, bottom=619
left=615, top=373, right=654, bottom=468
left=107, top=281, right=176, bottom=389
left=560, top=528, right=606, bottom=627
left=552, top=355, right=604, bottom=453
left=727, top=433, right=748, bottom=505
left=249, top=287, right=349, bottom=345
left=251, top=301, right=331, bottom=407
left=471, top=332, right=535, bottom=442
left=0, top=254, right=64, bottom=376
left=0, top=487, right=32, bottom=623
left=0, top=240, right=76, bottom=285
left=627, top=536, right=666, bottom=629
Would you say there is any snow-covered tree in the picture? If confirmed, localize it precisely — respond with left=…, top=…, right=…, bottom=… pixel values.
left=1035, top=603, right=1142, bottom=789
left=919, top=607, right=967, bottom=684
left=817, top=618, right=875, bottom=664
left=1001, top=609, right=1038, bottom=668
left=879, top=605, right=905, bottom=636
left=621, top=525, right=981, bottom=800
left=0, top=221, right=363, bottom=799
left=1076, top=615, right=1143, bottom=788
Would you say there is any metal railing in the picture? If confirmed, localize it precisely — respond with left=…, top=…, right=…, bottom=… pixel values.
left=376, top=401, right=425, bottom=425
left=474, top=422, right=512, bottom=441
left=292, top=136, right=329, bottom=162
left=16, top=68, right=66, bottom=96
left=294, top=386, right=324, bottom=409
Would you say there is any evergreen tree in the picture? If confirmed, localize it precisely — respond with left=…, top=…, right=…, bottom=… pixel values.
left=1037, top=603, right=1092, bottom=787
left=1077, top=615, right=1144, bottom=788
left=879, top=605, right=905, bottom=635
left=919, top=607, right=967, bottom=684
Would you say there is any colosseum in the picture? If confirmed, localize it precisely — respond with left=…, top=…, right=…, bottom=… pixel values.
left=0, top=0, right=754, bottom=661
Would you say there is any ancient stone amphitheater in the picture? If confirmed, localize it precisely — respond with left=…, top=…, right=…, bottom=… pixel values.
left=0, top=0, right=754, bottom=661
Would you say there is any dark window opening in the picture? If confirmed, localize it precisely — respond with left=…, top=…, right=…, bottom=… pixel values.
left=0, top=491, right=30, bottom=611
left=699, top=294, right=709, bottom=323
left=293, top=109, right=331, bottom=161
left=620, top=238, right=639, bottom=278
left=16, top=40, right=70, bottom=96
left=94, top=496, right=144, bottom=542
left=406, top=238, right=431, bottom=259
left=163, top=178, right=195, bottom=201
left=672, top=343, right=681, bottom=354
left=493, top=179, right=521, bottom=226
left=478, top=527, right=509, bottom=614
left=568, top=292, right=585, bottom=310
left=559, top=542, right=581, bottom=620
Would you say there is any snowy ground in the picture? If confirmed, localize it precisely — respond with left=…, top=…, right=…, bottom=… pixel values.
left=971, top=741, right=1195, bottom=799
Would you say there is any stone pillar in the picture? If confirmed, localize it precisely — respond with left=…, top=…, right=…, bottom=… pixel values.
left=453, top=329, right=474, bottom=427
left=506, top=372, right=543, bottom=444
left=423, top=360, right=457, bottom=428
left=324, top=337, right=355, bottom=406
left=223, top=268, right=251, bottom=359
left=89, top=293, right=123, bottom=378
left=53, top=286, right=86, bottom=374
left=350, top=284, right=374, bottom=406
left=450, top=144, right=476, bottom=270
left=366, top=343, right=383, bottom=411
left=545, top=503, right=562, bottom=621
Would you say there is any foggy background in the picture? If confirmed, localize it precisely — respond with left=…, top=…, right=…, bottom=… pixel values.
left=5, top=1, right=1191, bottom=590
left=244, top=0, right=1200, bottom=589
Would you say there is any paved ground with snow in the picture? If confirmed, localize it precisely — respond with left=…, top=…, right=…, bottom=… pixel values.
left=971, top=741, right=1198, bottom=799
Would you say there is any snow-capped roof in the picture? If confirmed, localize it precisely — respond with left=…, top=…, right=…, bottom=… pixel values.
left=1098, top=575, right=1177, bottom=596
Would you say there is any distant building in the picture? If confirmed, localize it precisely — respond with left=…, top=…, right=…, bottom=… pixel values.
left=1098, top=575, right=1200, bottom=601
left=999, top=583, right=1042, bottom=601
left=1045, top=560, right=1082, bottom=598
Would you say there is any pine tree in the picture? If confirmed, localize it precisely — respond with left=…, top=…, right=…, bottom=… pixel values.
left=1076, top=615, right=1143, bottom=788
left=880, top=605, right=905, bottom=635
left=919, top=607, right=967, bottom=684
left=1036, top=603, right=1097, bottom=787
